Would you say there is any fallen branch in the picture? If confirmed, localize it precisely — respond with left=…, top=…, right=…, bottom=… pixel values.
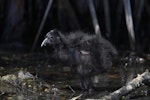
left=99, top=69, right=150, bottom=100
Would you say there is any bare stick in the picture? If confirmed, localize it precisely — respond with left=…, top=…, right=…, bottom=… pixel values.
left=103, top=0, right=111, bottom=38
left=134, top=0, right=144, bottom=32
left=31, top=0, right=53, bottom=52
left=70, top=94, right=83, bottom=100
left=87, top=0, right=102, bottom=38
left=115, top=0, right=123, bottom=34
left=123, top=0, right=135, bottom=51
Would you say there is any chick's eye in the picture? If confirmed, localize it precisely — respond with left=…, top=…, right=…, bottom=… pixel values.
left=50, top=36, right=53, bottom=39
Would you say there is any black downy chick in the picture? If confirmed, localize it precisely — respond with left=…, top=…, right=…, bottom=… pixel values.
left=41, top=29, right=117, bottom=90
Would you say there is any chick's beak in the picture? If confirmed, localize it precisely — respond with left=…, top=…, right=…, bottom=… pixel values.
left=41, top=38, right=49, bottom=47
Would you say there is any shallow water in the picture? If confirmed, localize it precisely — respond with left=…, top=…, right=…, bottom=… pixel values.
left=0, top=51, right=150, bottom=99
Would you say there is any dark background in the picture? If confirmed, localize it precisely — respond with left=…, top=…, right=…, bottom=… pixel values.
left=0, top=0, right=149, bottom=53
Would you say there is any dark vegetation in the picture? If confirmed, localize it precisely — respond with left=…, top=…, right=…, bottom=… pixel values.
left=0, top=0, right=150, bottom=53
left=0, top=0, right=150, bottom=99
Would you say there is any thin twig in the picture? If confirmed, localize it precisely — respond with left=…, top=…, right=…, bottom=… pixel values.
left=31, top=0, right=53, bottom=52
left=87, top=0, right=102, bottom=38
left=115, top=0, right=123, bottom=34
left=103, top=0, right=111, bottom=38
left=123, top=0, right=135, bottom=51
left=70, top=94, right=83, bottom=100
left=68, top=85, right=75, bottom=93
left=134, top=0, right=144, bottom=33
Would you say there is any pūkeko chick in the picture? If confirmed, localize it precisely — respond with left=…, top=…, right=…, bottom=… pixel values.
left=41, top=29, right=117, bottom=91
